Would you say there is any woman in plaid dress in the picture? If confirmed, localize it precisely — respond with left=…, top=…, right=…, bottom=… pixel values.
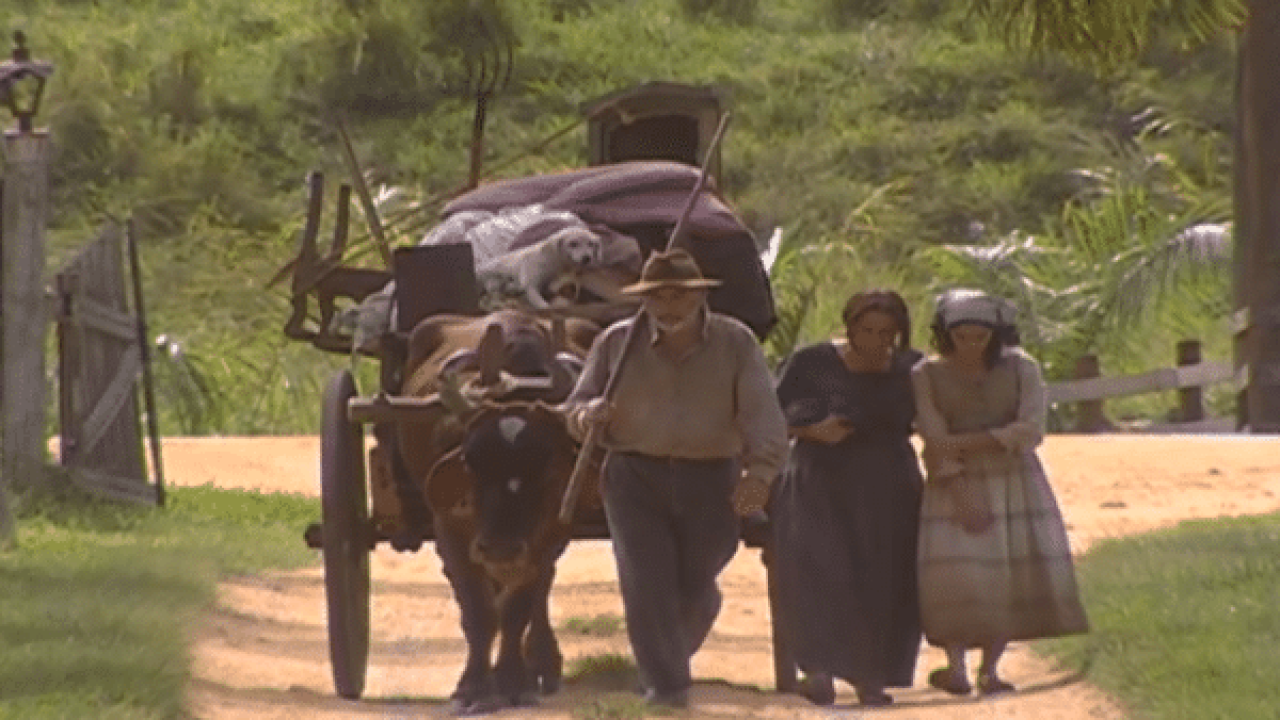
left=910, top=289, right=1088, bottom=696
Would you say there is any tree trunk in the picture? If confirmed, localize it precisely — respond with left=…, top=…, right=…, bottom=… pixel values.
left=1235, top=2, right=1280, bottom=432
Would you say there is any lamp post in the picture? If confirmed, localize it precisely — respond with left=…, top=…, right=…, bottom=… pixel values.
left=0, top=30, right=54, bottom=547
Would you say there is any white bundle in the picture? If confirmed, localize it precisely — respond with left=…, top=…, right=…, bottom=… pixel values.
left=418, top=204, right=589, bottom=267
left=339, top=205, right=597, bottom=350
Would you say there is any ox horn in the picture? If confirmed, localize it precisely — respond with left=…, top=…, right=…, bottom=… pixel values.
left=439, top=348, right=480, bottom=378
left=429, top=370, right=481, bottom=457
left=437, top=370, right=479, bottom=415
left=476, top=322, right=506, bottom=387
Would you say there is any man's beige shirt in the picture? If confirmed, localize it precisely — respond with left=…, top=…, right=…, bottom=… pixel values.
left=565, top=309, right=789, bottom=482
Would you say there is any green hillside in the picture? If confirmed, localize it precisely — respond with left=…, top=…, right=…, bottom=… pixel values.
left=8, top=0, right=1237, bottom=434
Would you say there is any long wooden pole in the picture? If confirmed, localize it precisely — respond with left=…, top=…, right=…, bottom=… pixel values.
left=126, top=219, right=166, bottom=506
left=335, top=114, right=394, bottom=269
left=663, top=115, right=729, bottom=254
left=558, top=113, right=731, bottom=525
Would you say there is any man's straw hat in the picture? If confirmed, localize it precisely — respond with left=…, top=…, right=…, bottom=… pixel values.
left=621, top=249, right=722, bottom=295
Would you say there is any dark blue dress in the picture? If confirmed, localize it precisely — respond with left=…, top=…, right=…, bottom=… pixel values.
left=771, top=343, right=924, bottom=688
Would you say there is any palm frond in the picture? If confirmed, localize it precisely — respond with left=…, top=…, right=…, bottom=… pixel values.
left=763, top=242, right=823, bottom=366
left=919, top=232, right=1064, bottom=346
left=1104, top=221, right=1232, bottom=324
left=969, top=0, right=1244, bottom=68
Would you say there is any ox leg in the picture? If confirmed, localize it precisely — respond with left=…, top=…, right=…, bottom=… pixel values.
left=524, top=564, right=564, bottom=696
left=437, top=531, right=501, bottom=714
left=493, top=577, right=545, bottom=707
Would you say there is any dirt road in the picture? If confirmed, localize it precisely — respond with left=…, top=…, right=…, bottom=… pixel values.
left=173, top=435, right=1280, bottom=719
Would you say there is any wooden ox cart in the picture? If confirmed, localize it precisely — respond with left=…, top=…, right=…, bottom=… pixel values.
left=279, top=82, right=796, bottom=705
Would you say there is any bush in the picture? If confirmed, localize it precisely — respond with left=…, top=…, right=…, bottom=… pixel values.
left=823, top=0, right=891, bottom=25
left=677, top=0, right=759, bottom=25
left=24, top=0, right=1236, bottom=433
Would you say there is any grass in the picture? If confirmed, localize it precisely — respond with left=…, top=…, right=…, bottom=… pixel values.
left=566, top=652, right=640, bottom=693
left=0, top=485, right=319, bottom=720
left=1037, top=512, right=1280, bottom=719
left=572, top=695, right=660, bottom=720
left=566, top=654, right=660, bottom=720
left=2, top=459, right=1273, bottom=719
left=562, top=613, right=626, bottom=637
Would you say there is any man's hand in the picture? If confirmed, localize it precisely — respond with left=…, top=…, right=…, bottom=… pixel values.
left=581, top=397, right=614, bottom=427
left=803, top=415, right=853, bottom=445
left=732, top=472, right=771, bottom=517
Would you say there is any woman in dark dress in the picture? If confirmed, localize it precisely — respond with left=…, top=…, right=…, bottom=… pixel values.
left=771, top=290, right=924, bottom=707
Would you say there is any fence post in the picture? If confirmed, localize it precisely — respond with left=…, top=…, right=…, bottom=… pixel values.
left=1176, top=339, right=1205, bottom=422
left=1, top=32, right=56, bottom=546
left=1, top=130, right=52, bottom=546
left=0, top=177, right=9, bottom=548
left=1072, top=354, right=1113, bottom=433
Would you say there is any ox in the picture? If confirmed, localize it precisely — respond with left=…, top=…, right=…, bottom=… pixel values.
left=394, top=310, right=602, bottom=714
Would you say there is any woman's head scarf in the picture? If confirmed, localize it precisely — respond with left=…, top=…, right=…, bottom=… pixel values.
left=933, top=288, right=1019, bottom=338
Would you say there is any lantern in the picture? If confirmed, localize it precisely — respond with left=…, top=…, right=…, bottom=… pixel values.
left=0, top=31, right=54, bottom=134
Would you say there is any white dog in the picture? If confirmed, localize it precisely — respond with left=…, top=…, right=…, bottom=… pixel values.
left=475, top=226, right=603, bottom=308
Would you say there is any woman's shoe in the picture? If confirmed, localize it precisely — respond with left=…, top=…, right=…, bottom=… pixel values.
left=642, top=687, right=689, bottom=708
left=856, top=686, right=893, bottom=707
left=928, top=667, right=972, bottom=696
left=798, top=672, right=835, bottom=706
left=977, top=674, right=1015, bottom=696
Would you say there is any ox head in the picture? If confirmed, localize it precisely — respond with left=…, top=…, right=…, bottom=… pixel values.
left=426, top=403, right=576, bottom=590
left=416, top=311, right=589, bottom=459
left=418, top=309, right=592, bottom=406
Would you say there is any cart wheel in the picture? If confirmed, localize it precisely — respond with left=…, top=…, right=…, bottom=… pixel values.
left=321, top=369, right=371, bottom=700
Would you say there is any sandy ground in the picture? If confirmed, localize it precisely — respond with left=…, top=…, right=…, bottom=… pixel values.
left=170, top=435, right=1280, bottom=719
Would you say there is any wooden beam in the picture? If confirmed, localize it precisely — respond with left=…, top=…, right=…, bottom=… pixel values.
left=68, top=466, right=157, bottom=505
left=68, top=295, right=136, bottom=342
left=1144, top=417, right=1238, bottom=434
left=73, top=345, right=142, bottom=460
left=1048, top=362, right=1240, bottom=404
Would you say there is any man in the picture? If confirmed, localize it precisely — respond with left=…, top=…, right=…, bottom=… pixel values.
left=563, top=248, right=789, bottom=708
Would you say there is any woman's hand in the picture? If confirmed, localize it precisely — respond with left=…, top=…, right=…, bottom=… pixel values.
left=800, top=415, right=853, bottom=445
left=921, top=444, right=963, bottom=482
left=947, top=476, right=995, bottom=535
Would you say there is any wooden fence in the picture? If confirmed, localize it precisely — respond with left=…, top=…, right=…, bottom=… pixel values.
left=4, top=122, right=161, bottom=553
left=53, top=220, right=164, bottom=505
left=1048, top=340, right=1243, bottom=433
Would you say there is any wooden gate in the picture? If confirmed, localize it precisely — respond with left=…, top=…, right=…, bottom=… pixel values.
left=54, top=221, right=163, bottom=505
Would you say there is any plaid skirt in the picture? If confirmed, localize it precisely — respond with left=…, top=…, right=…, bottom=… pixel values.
left=917, top=449, right=1088, bottom=647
